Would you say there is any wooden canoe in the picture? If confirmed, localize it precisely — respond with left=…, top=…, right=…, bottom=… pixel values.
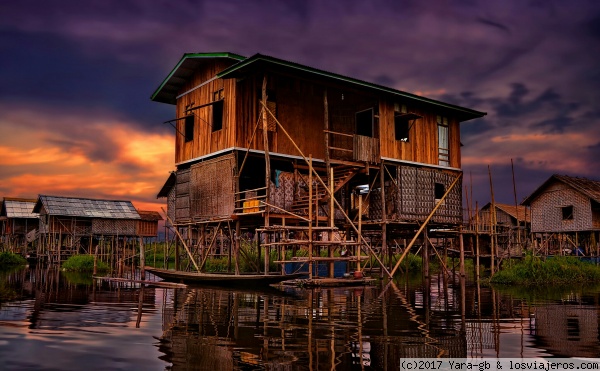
left=144, top=266, right=306, bottom=286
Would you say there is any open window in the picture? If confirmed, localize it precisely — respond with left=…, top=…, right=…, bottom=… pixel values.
left=562, top=205, right=574, bottom=220
left=184, top=115, right=194, bottom=142
left=356, top=108, right=374, bottom=137
left=212, top=89, right=224, bottom=132
left=434, top=182, right=446, bottom=202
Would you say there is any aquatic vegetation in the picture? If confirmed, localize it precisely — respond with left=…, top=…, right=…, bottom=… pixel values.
left=0, top=252, right=26, bottom=268
left=490, top=254, right=600, bottom=286
left=62, top=254, right=109, bottom=272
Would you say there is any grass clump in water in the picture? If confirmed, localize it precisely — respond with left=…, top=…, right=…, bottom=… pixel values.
left=62, top=255, right=108, bottom=272
left=0, top=252, right=26, bottom=267
left=490, top=254, right=600, bottom=286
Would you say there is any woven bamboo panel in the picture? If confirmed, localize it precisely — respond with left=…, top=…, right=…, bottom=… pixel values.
left=530, top=183, right=593, bottom=232
left=369, top=190, right=383, bottom=220
left=396, top=166, right=461, bottom=224
left=190, top=153, right=235, bottom=219
left=167, top=187, right=176, bottom=226
left=175, top=168, right=190, bottom=222
left=92, top=219, right=136, bottom=236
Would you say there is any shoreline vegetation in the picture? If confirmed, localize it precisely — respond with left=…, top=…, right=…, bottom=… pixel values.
left=490, top=254, right=600, bottom=286
left=0, top=252, right=26, bottom=268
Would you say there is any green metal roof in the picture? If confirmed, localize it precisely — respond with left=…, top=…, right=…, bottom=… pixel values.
left=151, top=52, right=246, bottom=104
left=218, top=53, right=486, bottom=121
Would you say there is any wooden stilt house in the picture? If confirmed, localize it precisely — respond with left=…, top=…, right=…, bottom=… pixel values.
left=153, top=52, right=486, bottom=276
left=33, top=195, right=141, bottom=263
left=522, top=174, right=600, bottom=256
left=471, top=202, right=530, bottom=259
left=0, top=197, right=39, bottom=254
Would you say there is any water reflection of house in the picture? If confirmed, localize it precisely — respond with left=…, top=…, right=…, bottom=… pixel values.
left=159, top=285, right=467, bottom=369
left=522, top=174, right=600, bottom=255
left=532, top=304, right=599, bottom=357
left=0, top=198, right=39, bottom=254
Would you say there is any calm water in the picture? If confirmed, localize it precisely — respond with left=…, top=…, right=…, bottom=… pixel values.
left=0, top=266, right=599, bottom=370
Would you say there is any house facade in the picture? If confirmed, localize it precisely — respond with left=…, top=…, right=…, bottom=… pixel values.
left=153, top=53, right=486, bottom=273
left=0, top=197, right=38, bottom=254
left=522, top=174, right=600, bottom=255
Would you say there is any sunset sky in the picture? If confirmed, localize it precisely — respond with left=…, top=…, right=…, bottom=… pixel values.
left=1, top=0, right=599, bottom=215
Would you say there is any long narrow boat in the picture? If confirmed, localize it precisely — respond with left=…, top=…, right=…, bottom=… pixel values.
left=144, top=266, right=306, bottom=286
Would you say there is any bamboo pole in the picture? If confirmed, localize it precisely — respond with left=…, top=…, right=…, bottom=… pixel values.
left=488, top=165, right=496, bottom=274
left=476, top=201, right=480, bottom=281
left=389, top=173, right=463, bottom=277
left=511, top=159, right=522, bottom=249
left=161, top=208, right=200, bottom=272
left=308, top=156, right=313, bottom=280
left=329, top=167, right=334, bottom=278
left=357, top=194, right=362, bottom=274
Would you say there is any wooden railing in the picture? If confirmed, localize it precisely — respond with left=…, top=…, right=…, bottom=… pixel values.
left=324, top=130, right=380, bottom=163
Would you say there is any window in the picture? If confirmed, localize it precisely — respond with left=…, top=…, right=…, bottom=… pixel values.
left=184, top=115, right=194, bottom=142
left=395, top=115, right=410, bottom=142
left=212, top=89, right=224, bottom=132
left=356, top=108, right=374, bottom=137
left=437, top=115, right=449, bottom=166
left=562, top=205, right=574, bottom=220
left=435, top=182, right=446, bottom=200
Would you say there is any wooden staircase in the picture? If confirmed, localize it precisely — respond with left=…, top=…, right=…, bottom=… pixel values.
left=290, top=165, right=360, bottom=215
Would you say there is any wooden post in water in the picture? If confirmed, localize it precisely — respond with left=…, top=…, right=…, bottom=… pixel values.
left=357, top=194, right=362, bottom=274
left=308, top=155, right=313, bottom=280
left=380, top=162, right=387, bottom=278
left=423, top=229, right=429, bottom=279
left=329, top=167, right=335, bottom=278
left=139, top=237, right=145, bottom=280
left=459, top=229, right=465, bottom=277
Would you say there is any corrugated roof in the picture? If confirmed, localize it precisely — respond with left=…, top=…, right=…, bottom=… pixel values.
left=1, top=198, right=39, bottom=218
left=522, top=174, right=600, bottom=205
left=34, top=195, right=140, bottom=219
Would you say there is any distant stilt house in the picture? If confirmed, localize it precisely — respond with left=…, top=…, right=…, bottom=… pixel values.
left=136, top=210, right=163, bottom=239
left=153, top=52, right=486, bottom=275
left=469, top=202, right=530, bottom=259
left=0, top=197, right=39, bottom=254
left=521, top=174, right=600, bottom=256
left=33, top=195, right=141, bottom=263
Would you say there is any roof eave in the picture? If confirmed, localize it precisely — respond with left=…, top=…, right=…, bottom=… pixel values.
left=217, top=54, right=487, bottom=121
left=151, top=52, right=246, bottom=104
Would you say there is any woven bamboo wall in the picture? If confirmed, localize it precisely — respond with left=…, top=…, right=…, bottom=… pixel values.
left=175, top=168, right=191, bottom=222
left=92, top=219, right=136, bottom=236
left=190, top=153, right=235, bottom=219
left=167, top=186, right=176, bottom=226
left=530, top=182, right=593, bottom=233
left=392, top=165, right=462, bottom=224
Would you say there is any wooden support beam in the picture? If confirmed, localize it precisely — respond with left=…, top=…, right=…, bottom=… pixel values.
left=161, top=208, right=200, bottom=272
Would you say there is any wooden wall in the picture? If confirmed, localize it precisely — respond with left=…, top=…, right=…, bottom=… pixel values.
left=174, top=64, right=464, bottom=169
left=379, top=101, right=461, bottom=168
left=235, top=73, right=326, bottom=159
left=175, top=60, right=239, bottom=164
left=530, top=181, right=595, bottom=233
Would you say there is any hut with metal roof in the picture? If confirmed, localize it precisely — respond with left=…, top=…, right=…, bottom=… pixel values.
left=153, top=52, right=486, bottom=277
left=33, top=195, right=141, bottom=263
left=0, top=197, right=39, bottom=254
left=521, top=174, right=600, bottom=256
